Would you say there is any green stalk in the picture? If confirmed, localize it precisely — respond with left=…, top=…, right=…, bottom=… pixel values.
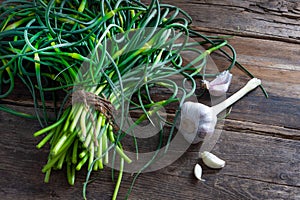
left=112, top=158, right=124, bottom=200
left=108, top=125, right=132, bottom=164
left=44, top=169, right=51, bottom=183
left=3, top=17, right=33, bottom=31
left=34, top=107, right=70, bottom=137
left=88, top=144, right=94, bottom=170
left=51, top=133, right=69, bottom=156
left=52, top=131, right=77, bottom=156
left=102, top=124, right=109, bottom=164
left=76, top=154, right=89, bottom=171
left=42, top=154, right=62, bottom=173
left=67, top=162, right=76, bottom=185
left=34, top=49, right=48, bottom=125
left=56, top=150, right=67, bottom=169
left=70, top=105, right=84, bottom=132
left=72, top=139, right=79, bottom=164
left=78, top=0, right=87, bottom=13
left=36, top=130, right=55, bottom=149
left=80, top=109, right=88, bottom=138
left=79, top=150, right=88, bottom=159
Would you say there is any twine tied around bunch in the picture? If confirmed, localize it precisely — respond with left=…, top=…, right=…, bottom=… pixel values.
left=71, top=89, right=115, bottom=121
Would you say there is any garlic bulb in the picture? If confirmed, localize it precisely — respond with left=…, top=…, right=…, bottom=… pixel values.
left=201, top=151, right=225, bottom=169
left=194, top=163, right=205, bottom=181
left=178, top=78, right=261, bottom=144
left=178, top=102, right=217, bottom=144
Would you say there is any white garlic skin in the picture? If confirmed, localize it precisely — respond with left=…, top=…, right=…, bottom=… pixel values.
left=205, top=70, right=233, bottom=96
left=194, top=164, right=205, bottom=181
left=178, top=102, right=217, bottom=144
left=201, top=151, right=225, bottom=169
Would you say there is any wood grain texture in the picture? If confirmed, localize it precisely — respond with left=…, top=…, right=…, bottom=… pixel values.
left=1, top=0, right=300, bottom=199
left=161, top=0, right=300, bottom=43
left=1, top=108, right=300, bottom=199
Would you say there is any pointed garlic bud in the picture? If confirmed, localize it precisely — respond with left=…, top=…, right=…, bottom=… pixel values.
left=204, top=70, right=232, bottom=96
left=179, top=78, right=261, bottom=144
left=201, top=151, right=225, bottom=169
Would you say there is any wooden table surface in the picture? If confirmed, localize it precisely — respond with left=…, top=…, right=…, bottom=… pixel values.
left=1, top=1, right=300, bottom=199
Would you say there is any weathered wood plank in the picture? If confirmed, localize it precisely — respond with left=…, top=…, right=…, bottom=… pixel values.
left=1, top=106, right=300, bottom=199
left=159, top=0, right=300, bottom=43
left=157, top=130, right=300, bottom=187
left=223, top=118, right=300, bottom=139
left=224, top=87, right=300, bottom=130
left=120, top=173, right=300, bottom=200
left=207, top=36, right=300, bottom=130
left=1, top=1, right=300, bottom=199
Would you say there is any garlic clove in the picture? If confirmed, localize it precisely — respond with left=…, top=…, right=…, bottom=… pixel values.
left=204, top=70, right=233, bottom=96
left=201, top=151, right=225, bottom=169
left=194, top=163, right=205, bottom=181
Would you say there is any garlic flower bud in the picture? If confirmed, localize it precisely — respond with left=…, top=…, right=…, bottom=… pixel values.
left=179, top=78, right=261, bottom=144
left=203, top=70, right=232, bottom=96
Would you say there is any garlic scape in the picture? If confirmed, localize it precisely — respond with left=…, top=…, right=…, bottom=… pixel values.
left=179, top=78, right=261, bottom=143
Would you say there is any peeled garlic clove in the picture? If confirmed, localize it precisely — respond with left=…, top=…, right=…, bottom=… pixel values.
left=194, top=164, right=205, bottom=181
left=201, top=151, right=225, bottom=169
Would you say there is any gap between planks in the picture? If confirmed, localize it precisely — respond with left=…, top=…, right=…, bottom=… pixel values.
left=223, top=118, right=300, bottom=140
